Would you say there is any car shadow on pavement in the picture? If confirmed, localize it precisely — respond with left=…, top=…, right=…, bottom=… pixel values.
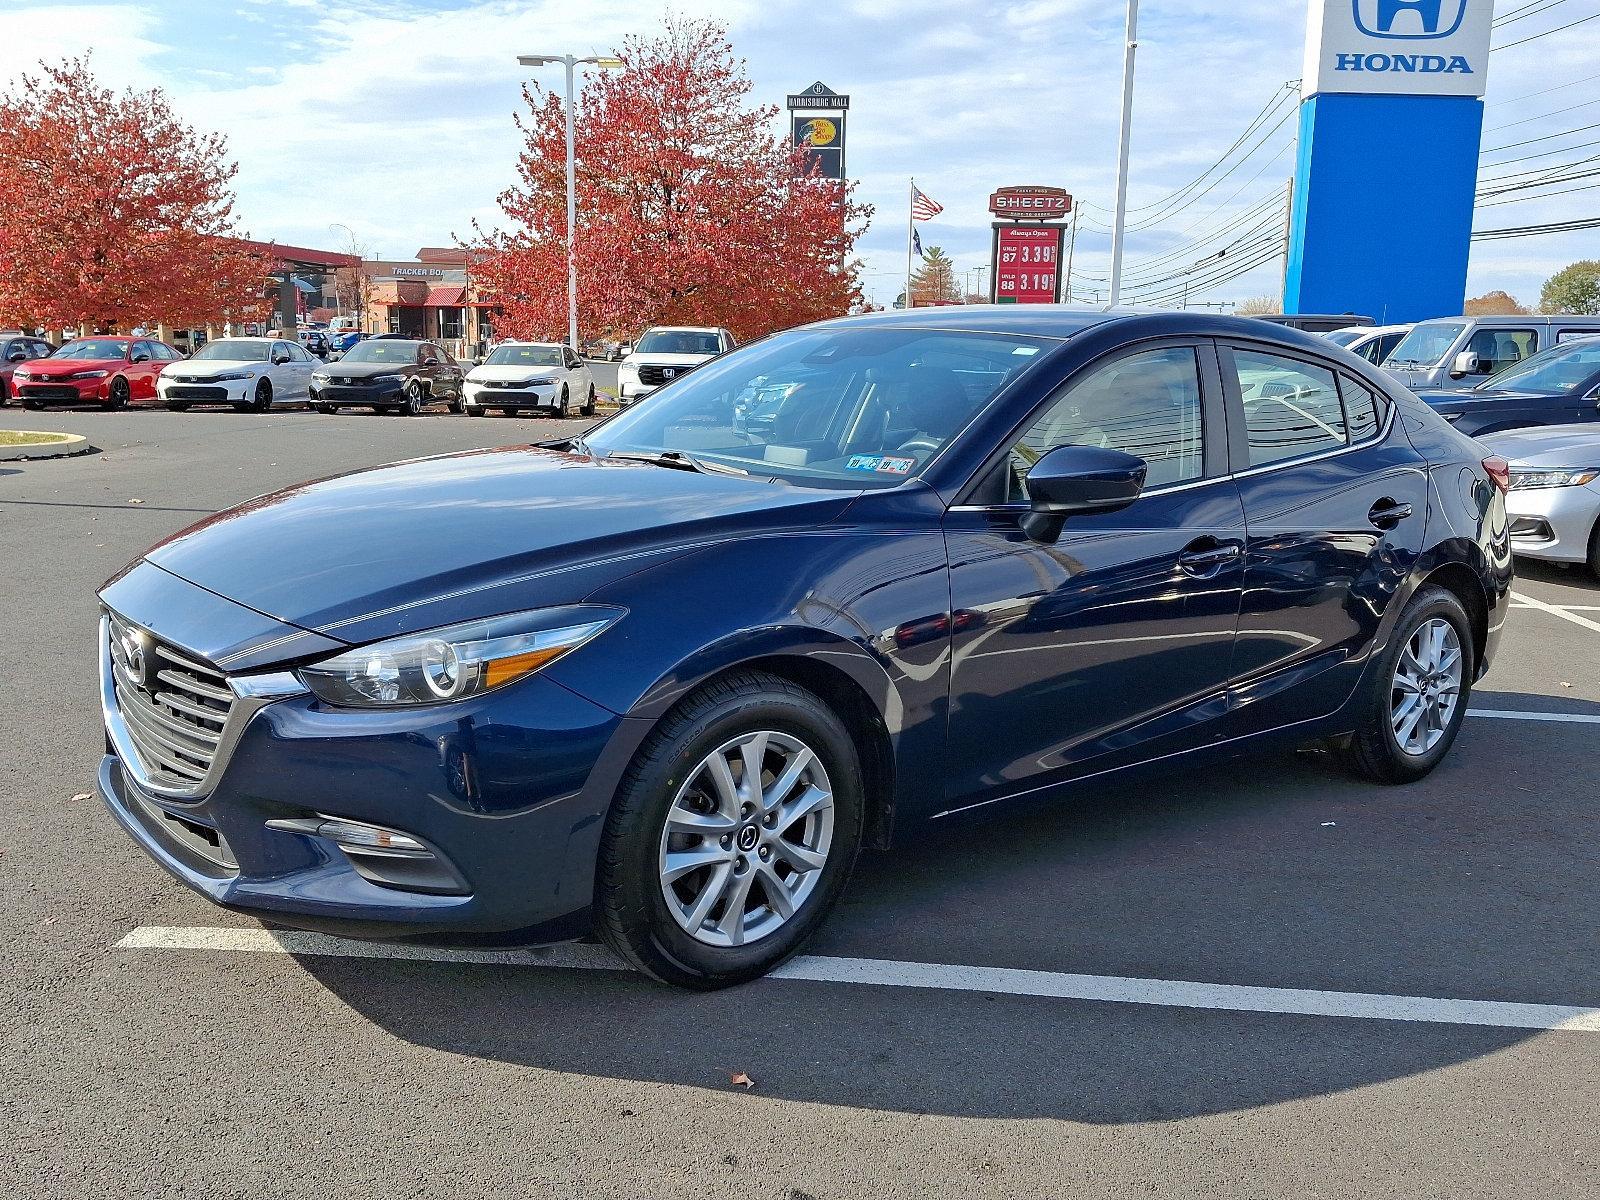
left=291, top=695, right=1597, bottom=1121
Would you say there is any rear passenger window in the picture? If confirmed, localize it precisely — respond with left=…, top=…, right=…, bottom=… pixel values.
left=1341, top=378, right=1382, bottom=443
left=1233, top=350, right=1345, bottom=467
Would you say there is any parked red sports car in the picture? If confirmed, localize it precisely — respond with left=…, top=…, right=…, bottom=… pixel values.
left=12, top=336, right=182, bottom=409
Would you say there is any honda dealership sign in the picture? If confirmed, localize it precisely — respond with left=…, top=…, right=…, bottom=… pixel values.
left=1303, top=0, right=1493, bottom=98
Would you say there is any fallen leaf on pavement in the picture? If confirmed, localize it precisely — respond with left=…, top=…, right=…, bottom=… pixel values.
left=69, top=792, right=92, bottom=802
left=729, top=1071, right=755, bottom=1090
left=128, top=498, right=144, bottom=504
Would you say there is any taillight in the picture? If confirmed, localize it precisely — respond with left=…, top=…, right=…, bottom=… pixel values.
left=1482, top=456, right=1511, bottom=494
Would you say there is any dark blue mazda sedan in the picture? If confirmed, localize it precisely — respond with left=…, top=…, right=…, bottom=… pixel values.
left=97, top=308, right=1513, bottom=987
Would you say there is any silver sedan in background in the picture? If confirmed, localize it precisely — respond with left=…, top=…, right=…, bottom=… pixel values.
left=1482, top=424, right=1600, bottom=578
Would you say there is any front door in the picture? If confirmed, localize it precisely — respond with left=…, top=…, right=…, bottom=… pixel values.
left=943, top=342, right=1245, bottom=810
left=1221, top=344, right=1430, bottom=734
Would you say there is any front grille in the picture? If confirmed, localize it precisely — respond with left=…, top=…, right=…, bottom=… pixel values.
left=488, top=379, right=546, bottom=390
left=638, top=363, right=696, bottom=386
left=19, top=385, right=81, bottom=401
left=107, top=613, right=234, bottom=793
left=166, top=386, right=228, bottom=401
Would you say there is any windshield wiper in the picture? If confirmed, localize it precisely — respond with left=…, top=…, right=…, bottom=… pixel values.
left=604, top=450, right=750, bottom=477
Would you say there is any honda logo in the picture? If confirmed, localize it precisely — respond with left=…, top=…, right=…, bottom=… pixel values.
left=1353, top=0, right=1467, bottom=40
left=663, top=368, right=676, bottom=379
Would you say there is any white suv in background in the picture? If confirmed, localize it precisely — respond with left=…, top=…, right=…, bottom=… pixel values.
left=615, top=326, right=735, bottom=405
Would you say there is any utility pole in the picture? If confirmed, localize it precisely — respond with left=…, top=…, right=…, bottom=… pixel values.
left=1064, top=206, right=1080, bottom=303
left=516, top=52, right=623, bottom=352
left=1106, top=0, right=1139, bottom=309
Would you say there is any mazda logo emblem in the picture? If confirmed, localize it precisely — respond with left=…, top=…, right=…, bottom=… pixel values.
left=116, top=627, right=148, bottom=687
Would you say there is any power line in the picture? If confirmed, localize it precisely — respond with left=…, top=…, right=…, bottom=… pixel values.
left=1477, top=177, right=1600, bottom=206
left=1081, top=187, right=1290, bottom=285
left=1482, top=119, right=1600, bottom=156
left=1492, top=10, right=1600, bottom=52
left=1488, top=68, right=1600, bottom=108
left=1482, top=135, right=1600, bottom=171
left=1493, top=0, right=1570, bottom=29
left=1473, top=215, right=1600, bottom=239
left=1484, top=95, right=1600, bottom=133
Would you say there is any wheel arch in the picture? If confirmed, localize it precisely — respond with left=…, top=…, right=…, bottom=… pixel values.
left=1416, top=559, right=1490, bottom=673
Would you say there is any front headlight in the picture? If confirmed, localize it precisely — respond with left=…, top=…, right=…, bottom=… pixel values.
left=1509, top=467, right=1600, bottom=490
left=617, top=363, right=638, bottom=379
left=312, top=371, right=331, bottom=382
left=12, top=369, right=28, bottom=380
left=372, top=373, right=407, bottom=384
left=297, top=606, right=623, bottom=708
left=210, top=371, right=254, bottom=382
left=72, top=369, right=110, bottom=379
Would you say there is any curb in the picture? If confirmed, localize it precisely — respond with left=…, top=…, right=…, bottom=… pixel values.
left=0, top=432, right=97, bottom=461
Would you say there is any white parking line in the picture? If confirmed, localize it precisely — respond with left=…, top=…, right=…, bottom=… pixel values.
left=117, top=926, right=1600, bottom=1034
left=1511, top=591, right=1600, bottom=635
left=1469, top=709, right=1600, bottom=724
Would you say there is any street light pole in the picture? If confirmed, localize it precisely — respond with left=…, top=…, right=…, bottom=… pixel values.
left=517, top=52, right=623, bottom=353
left=1106, top=0, right=1139, bottom=309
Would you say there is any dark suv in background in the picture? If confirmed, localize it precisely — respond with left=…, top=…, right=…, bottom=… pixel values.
left=309, top=339, right=464, bottom=415
left=1, top=333, right=55, bottom=404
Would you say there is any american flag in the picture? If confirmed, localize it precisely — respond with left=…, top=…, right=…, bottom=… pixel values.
left=911, top=186, right=943, bottom=221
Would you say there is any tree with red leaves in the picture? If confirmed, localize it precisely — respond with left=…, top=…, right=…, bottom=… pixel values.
left=0, top=56, right=267, bottom=333
left=470, top=18, right=871, bottom=344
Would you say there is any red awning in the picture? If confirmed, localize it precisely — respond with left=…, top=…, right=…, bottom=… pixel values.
left=424, top=286, right=466, bottom=307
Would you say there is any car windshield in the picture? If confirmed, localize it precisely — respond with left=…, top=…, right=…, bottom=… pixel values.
left=636, top=330, right=722, bottom=355
left=191, top=340, right=270, bottom=362
left=1386, top=321, right=1466, bottom=367
left=584, top=327, right=1049, bottom=488
left=53, top=339, right=126, bottom=360
left=1323, top=330, right=1364, bottom=347
left=341, top=341, right=418, bottom=363
left=486, top=345, right=562, bottom=367
left=1478, top=340, right=1600, bottom=394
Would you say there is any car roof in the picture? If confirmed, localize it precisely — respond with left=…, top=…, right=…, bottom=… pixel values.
left=645, top=325, right=722, bottom=333
left=1415, top=314, right=1600, bottom=326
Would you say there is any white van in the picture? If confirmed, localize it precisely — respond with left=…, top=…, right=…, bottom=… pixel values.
left=1384, top=315, right=1600, bottom=390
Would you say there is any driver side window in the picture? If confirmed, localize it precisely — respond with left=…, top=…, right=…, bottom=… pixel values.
left=1006, top=346, right=1205, bottom=501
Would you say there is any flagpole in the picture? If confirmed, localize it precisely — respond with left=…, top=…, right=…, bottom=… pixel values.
left=905, top=177, right=915, bottom=310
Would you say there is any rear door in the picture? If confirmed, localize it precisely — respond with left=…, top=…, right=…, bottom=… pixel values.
left=1221, top=343, right=1429, bottom=735
left=129, top=341, right=162, bottom=398
left=942, top=341, right=1245, bottom=806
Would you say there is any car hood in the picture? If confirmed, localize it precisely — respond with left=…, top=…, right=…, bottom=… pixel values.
left=142, top=446, right=857, bottom=647
left=1478, top=423, right=1600, bottom=466
left=467, top=364, right=563, bottom=383
left=318, top=361, right=416, bottom=379
left=1413, top=387, right=1551, bottom=410
left=23, top=358, right=124, bottom=375
left=624, top=352, right=713, bottom=367
left=164, top=360, right=262, bottom=377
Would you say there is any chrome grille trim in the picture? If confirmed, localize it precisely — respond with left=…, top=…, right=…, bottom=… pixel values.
left=100, top=612, right=310, bottom=801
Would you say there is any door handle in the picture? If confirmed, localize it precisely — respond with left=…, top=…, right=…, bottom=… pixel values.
left=1178, top=539, right=1242, bottom=576
left=1368, top=499, right=1413, bottom=530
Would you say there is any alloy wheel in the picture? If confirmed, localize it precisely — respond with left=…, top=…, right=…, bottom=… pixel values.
left=657, top=730, right=834, bottom=948
left=1391, top=616, right=1463, bottom=757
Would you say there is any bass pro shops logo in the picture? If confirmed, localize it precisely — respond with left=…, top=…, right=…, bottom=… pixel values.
left=1337, top=0, right=1473, bottom=77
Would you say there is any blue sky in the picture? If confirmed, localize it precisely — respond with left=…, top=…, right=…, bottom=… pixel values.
left=2, top=0, right=1597, bottom=311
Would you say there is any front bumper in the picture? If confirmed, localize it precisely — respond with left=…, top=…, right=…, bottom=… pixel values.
left=160, top=379, right=250, bottom=404
left=96, top=584, right=641, bottom=944
left=16, top=379, right=106, bottom=403
left=465, top=381, right=562, bottom=409
left=1505, top=482, right=1600, bottom=564
left=313, top=381, right=406, bottom=405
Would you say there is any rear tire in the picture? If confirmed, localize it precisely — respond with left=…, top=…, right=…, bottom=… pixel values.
left=595, top=670, right=864, bottom=989
left=313, top=403, right=336, bottom=414
left=165, top=401, right=190, bottom=412
left=1338, top=585, right=1474, bottom=784
left=467, top=404, right=486, bottom=417
left=1587, top=518, right=1600, bottom=582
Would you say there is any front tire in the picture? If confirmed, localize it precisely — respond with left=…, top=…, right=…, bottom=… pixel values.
left=596, top=671, right=864, bottom=989
left=558, top=383, right=569, bottom=418
left=403, top=379, right=425, bottom=416
left=1339, top=585, right=1474, bottom=784
left=583, top=385, right=596, bottom=417
left=107, top=376, right=130, bottom=409
left=251, top=378, right=272, bottom=413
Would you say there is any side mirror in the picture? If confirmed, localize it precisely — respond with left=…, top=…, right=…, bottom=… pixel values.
left=131, top=353, right=150, bottom=364
left=423, top=356, right=440, bottom=367
left=7, top=351, right=24, bottom=363
left=273, top=353, right=290, bottom=364
left=1451, top=351, right=1481, bottom=378
left=1020, top=445, right=1147, bottom=543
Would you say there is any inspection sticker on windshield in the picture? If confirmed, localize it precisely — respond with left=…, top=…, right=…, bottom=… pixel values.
left=847, top=455, right=914, bottom=475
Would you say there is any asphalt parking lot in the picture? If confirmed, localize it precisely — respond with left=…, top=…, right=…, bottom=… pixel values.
left=2, top=409, right=1596, bottom=1199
